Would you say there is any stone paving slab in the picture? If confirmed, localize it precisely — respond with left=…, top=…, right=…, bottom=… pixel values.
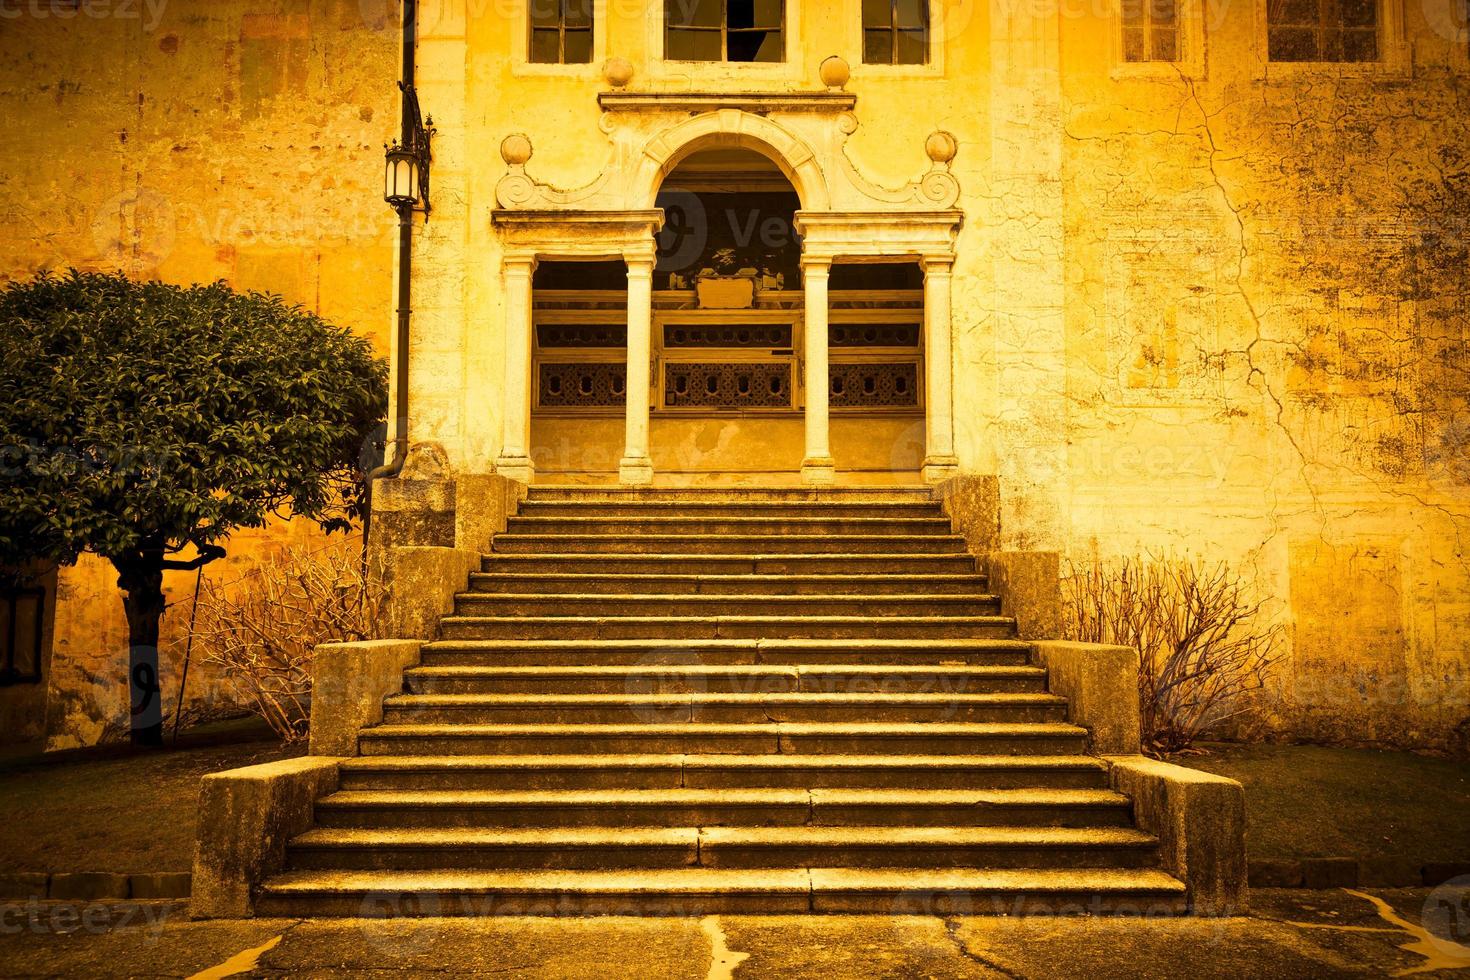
left=0, top=888, right=1467, bottom=978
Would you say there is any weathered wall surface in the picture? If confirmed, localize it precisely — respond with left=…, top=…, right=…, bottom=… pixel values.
left=1052, top=6, right=1470, bottom=751
left=0, top=0, right=397, bottom=747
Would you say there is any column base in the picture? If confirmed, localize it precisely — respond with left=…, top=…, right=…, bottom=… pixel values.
left=618, top=456, right=655, bottom=486
left=495, top=455, right=535, bottom=484
left=921, top=456, right=960, bottom=484
left=800, top=457, right=837, bottom=485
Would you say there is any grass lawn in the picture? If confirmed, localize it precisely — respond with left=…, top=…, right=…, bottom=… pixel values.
left=0, top=719, right=302, bottom=875
left=1188, top=742, right=1470, bottom=863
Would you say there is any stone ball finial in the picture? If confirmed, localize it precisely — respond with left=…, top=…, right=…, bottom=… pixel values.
left=819, top=55, right=850, bottom=91
left=925, top=130, right=958, bottom=165
left=603, top=57, right=634, bottom=88
left=501, top=133, right=533, bottom=167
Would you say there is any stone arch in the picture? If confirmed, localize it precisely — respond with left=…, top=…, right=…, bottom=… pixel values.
left=633, top=109, right=831, bottom=211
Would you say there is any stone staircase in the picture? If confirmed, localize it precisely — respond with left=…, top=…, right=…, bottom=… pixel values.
left=256, top=486, right=1187, bottom=915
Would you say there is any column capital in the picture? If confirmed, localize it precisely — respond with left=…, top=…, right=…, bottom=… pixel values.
left=920, top=254, right=955, bottom=274
left=623, top=244, right=658, bottom=269
left=800, top=255, right=833, bottom=273
left=502, top=253, right=538, bottom=276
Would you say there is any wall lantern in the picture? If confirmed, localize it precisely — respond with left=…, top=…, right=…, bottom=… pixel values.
left=383, top=83, right=434, bottom=217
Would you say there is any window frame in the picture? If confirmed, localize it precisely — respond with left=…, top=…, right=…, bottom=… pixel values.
left=663, top=0, right=788, bottom=64
left=1251, top=0, right=1409, bottom=76
left=0, top=588, right=44, bottom=687
left=860, top=0, right=932, bottom=67
left=1110, top=0, right=1206, bottom=78
left=516, top=0, right=604, bottom=76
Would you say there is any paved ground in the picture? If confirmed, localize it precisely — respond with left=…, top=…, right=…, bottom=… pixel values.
left=1, top=887, right=1469, bottom=978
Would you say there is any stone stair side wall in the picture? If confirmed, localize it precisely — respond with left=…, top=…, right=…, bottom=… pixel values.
left=937, top=474, right=1249, bottom=913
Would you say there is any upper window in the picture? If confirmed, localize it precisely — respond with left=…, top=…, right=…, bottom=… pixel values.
left=0, top=589, right=43, bottom=687
left=665, top=0, right=785, bottom=62
left=530, top=0, right=593, bottom=64
left=1267, top=0, right=1379, bottom=61
left=862, top=0, right=930, bottom=65
left=1121, top=0, right=1181, bottom=61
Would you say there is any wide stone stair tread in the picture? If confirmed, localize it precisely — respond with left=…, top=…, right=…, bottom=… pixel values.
left=403, top=664, right=1047, bottom=683
left=452, top=591, right=1001, bottom=604
left=382, top=692, right=1067, bottom=707
left=438, top=615, right=1016, bottom=627
left=288, top=825, right=1158, bottom=850
left=256, top=867, right=1188, bottom=913
left=422, top=638, right=1033, bottom=653
left=337, top=753, right=1107, bottom=773
left=315, top=787, right=1129, bottom=808
left=359, top=721, right=1089, bottom=738
left=467, top=573, right=991, bottom=594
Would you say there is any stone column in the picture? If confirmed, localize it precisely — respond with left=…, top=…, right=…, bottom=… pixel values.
left=619, top=247, right=656, bottom=485
left=801, top=257, right=836, bottom=484
left=922, top=255, right=959, bottom=483
left=494, top=254, right=536, bottom=483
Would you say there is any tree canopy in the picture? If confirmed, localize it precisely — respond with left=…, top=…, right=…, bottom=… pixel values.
left=0, top=270, right=388, bottom=573
left=0, top=269, right=388, bottom=744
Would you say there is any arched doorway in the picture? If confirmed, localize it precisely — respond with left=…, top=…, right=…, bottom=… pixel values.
left=524, top=148, right=926, bottom=484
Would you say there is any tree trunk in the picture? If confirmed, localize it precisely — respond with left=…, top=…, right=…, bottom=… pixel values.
left=113, top=550, right=166, bottom=747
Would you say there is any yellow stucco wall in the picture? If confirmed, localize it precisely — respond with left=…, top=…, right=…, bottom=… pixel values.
left=2, top=0, right=1467, bottom=751
left=0, top=0, right=397, bottom=747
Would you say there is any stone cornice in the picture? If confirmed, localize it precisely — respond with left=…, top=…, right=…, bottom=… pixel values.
left=597, top=91, right=857, bottom=114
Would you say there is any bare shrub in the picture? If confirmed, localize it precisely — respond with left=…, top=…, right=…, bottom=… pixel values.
left=192, top=537, right=384, bottom=742
left=1062, top=554, right=1284, bottom=755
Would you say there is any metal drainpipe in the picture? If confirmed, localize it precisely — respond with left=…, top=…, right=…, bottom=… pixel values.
left=362, top=0, right=418, bottom=554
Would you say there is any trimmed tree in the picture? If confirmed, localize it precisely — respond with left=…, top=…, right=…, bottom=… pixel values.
left=0, top=270, right=387, bottom=745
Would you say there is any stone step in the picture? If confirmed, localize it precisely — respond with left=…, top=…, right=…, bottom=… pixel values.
left=516, top=500, right=946, bottom=519
left=403, top=664, right=1049, bottom=696
left=525, top=486, right=939, bottom=504
left=418, top=638, right=1035, bottom=668
left=335, top=754, right=1112, bottom=791
left=480, top=553, right=981, bottom=575
left=449, top=593, right=1002, bottom=619
left=466, top=572, right=991, bottom=596
left=283, top=825, right=1162, bottom=872
left=503, top=516, right=956, bottom=537
left=355, top=721, right=1089, bottom=757
left=256, top=867, right=1188, bottom=916
left=310, top=787, right=1135, bottom=830
left=436, top=615, right=1018, bottom=641
left=378, top=692, right=1069, bottom=726
left=490, top=534, right=970, bottom=556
